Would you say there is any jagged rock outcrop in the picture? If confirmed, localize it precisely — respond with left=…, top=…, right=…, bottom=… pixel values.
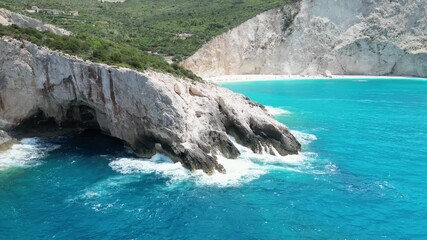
left=0, top=37, right=300, bottom=174
left=182, top=0, right=427, bottom=78
left=0, top=8, right=71, bottom=35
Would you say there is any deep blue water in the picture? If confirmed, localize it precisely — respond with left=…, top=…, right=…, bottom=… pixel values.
left=1, top=78, right=427, bottom=239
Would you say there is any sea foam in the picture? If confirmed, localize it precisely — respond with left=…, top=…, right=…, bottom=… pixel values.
left=109, top=133, right=318, bottom=187
left=291, top=130, right=318, bottom=145
left=0, top=138, right=59, bottom=171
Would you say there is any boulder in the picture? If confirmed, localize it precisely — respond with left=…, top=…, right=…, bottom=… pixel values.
left=189, top=85, right=205, bottom=97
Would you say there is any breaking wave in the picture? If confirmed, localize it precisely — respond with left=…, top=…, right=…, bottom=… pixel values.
left=0, top=138, right=59, bottom=171
left=291, top=130, right=318, bottom=145
left=109, top=132, right=323, bottom=187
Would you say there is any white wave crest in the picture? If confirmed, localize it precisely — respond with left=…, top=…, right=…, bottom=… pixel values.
left=291, top=130, right=317, bottom=145
left=0, top=138, right=59, bottom=171
left=110, top=155, right=267, bottom=188
left=265, top=106, right=292, bottom=115
left=109, top=135, right=318, bottom=187
left=110, top=154, right=191, bottom=183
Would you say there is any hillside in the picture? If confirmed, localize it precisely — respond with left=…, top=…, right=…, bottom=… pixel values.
left=0, top=23, right=198, bottom=80
left=0, top=0, right=291, bottom=59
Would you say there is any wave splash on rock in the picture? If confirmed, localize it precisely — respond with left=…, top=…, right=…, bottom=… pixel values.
left=0, top=138, right=59, bottom=171
left=109, top=132, right=321, bottom=187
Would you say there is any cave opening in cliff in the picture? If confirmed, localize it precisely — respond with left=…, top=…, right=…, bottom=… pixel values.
left=8, top=105, right=131, bottom=157
left=63, top=104, right=100, bottom=130
left=10, top=104, right=102, bottom=138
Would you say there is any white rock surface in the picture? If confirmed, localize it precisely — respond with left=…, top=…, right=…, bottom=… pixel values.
left=0, top=130, right=13, bottom=151
left=182, top=0, right=427, bottom=78
left=0, top=8, right=71, bottom=35
left=0, top=37, right=300, bottom=174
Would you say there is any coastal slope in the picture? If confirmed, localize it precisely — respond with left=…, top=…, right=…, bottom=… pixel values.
left=0, top=37, right=300, bottom=174
left=182, top=0, right=427, bottom=78
left=0, top=8, right=71, bottom=35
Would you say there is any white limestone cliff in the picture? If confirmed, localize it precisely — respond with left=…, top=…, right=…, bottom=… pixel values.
left=0, top=37, right=300, bottom=174
left=182, top=0, right=427, bottom=78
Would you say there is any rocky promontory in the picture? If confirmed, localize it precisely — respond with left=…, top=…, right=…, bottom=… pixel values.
left=0, top=37, right=300, bottom=174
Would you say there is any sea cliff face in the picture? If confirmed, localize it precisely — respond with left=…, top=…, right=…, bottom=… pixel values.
left=182, top=0, right=427, bottom=78
left=0, top=37, right=300, bottom=174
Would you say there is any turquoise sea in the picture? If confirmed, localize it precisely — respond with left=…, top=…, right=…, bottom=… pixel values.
left=1, top=78, right=427, bottom=239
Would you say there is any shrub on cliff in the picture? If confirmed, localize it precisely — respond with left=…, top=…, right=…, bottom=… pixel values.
left=1, top=0, right=291, bottom=58
left=0, top=24, right=201, bottom=81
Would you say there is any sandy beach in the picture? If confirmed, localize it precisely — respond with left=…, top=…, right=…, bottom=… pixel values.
left=205, top=75, right=427, bottom=83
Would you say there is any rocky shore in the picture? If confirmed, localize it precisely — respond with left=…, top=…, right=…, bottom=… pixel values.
left=0, top=130, right=16, bottom=152
left=0, top=37, right=300, bottom=174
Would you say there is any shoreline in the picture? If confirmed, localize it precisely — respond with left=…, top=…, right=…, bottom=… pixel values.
left=0, top=130, right=18, bottom=153
left=205, top=75, right=427, bottom=83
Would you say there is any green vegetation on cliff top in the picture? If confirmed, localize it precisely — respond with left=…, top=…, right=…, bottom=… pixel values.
left=1, top=0, right=290, bottom=58
left=0, top=0, right=291, bottom=79
left=0, top=24, right=200, bottom=80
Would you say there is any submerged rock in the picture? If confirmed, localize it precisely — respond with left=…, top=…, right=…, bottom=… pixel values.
left=0, top=37, right=300, bottom=174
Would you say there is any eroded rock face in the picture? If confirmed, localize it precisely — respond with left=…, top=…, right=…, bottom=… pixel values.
left=0, top=8, right=71, bottom=35
left=0, top=37, right=300, bottom=174
left=0, top=130, right=15, bottom=151
left=182, top=0, right=427, bottom=78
